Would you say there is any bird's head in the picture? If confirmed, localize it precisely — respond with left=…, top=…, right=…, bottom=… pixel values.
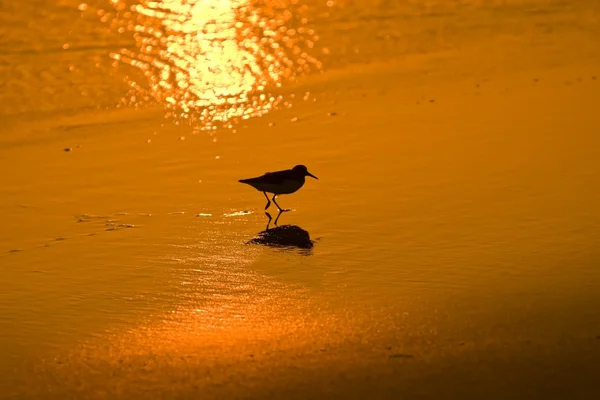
left=293, top=165, right=318, bottom=179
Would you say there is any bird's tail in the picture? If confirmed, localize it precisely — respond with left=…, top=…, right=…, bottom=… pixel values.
left=238, top=179, right=251, bottom=184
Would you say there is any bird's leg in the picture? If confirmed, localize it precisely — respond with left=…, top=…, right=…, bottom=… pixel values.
left=265, top=212, right=272, bottom=230
left=263, top=192, right=271, bottom=210
left=272, top=195, right=290, bottom=212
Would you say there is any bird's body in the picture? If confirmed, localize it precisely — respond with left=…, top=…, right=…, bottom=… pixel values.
left=239, top=165, right=318, bottom=211
left=239, top=169, right=307, bottom=195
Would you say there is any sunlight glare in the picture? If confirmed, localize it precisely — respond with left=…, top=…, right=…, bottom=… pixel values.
left=106, top=0, right=322, bottom=129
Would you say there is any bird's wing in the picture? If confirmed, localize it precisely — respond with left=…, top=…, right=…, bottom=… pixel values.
left=239, top=169, right=293, bottom=185
left=257, top=169, right=293, bottom=184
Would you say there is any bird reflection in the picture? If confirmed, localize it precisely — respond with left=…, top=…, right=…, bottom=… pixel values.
left=247, top=211, right=314, bottom=251
left=265, top=209, right=286, bottom=229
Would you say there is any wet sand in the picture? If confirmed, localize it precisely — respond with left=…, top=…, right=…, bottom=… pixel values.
left=2, top=0, right=600, bottom=399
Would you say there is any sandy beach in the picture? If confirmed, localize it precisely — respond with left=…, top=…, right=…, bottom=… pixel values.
left=2, top=0, right=600, bottom=398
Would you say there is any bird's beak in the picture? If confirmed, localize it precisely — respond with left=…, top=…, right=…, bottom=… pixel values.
left=307, top=172, right=318, bottom=180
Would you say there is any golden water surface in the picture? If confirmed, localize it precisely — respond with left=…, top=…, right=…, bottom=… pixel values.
left=1, top=0, right=600, bottom=399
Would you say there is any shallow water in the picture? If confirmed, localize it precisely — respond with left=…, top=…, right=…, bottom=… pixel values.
left=1, top=0, right=600, bottom=399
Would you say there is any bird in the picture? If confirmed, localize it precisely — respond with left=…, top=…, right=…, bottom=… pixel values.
left=239, top=165, right=318, bottom=211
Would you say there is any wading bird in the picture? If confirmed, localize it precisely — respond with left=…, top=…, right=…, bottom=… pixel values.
left=239, top=165, right=318, bottom=211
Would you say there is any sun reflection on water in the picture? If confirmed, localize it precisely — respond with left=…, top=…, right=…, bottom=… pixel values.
left=105, top=0, right=323, bottom=129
